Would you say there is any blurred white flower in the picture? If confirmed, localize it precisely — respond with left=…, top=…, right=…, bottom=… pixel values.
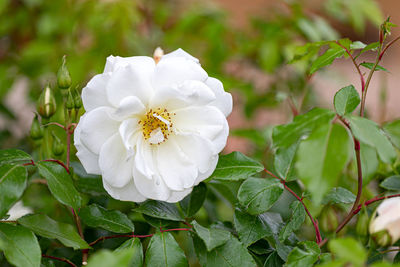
left=2, top=201, right=32, bottom=221
left=74, top=48, right=232, bottom=203
left=369, top=197, right=400, bottom=245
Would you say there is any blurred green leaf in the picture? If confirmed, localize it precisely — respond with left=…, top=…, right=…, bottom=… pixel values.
left=179, top=183, right=207, bottom=217
left=350, top=41, right=367, bottom=50
left=360, top=62, right=388, bottom=72
left=383, top=120, right=400, bottom=149
left=279, top=201, right=305, bottom=242
left=0, top=224, right=41, bottom=267
left=145, top=231, right=188, bottom=267
left=380, top=176, right=400, bottom=191
left=115, top=238, right=143, bottom=267
left=274, top=143, right=298, bottom=181
left=322, top=187, right=356, bottom=205
left=86, top=248, right=135, bottom=267
left=71, top=162, right=107, bottom=196
left=328, top=237, right=366, bottom=265
left=37, top=161, right=82, bottom=210
left=309, top=45, right=345, bottom=74
left=80, top=204, right=135, bottom=233
left=0, top=149, right=31, bottom=166
left=18, top=214, right=89, bottom=249
left=0, top=164, right=27, bottom=218
left=333, top=85, right=360, bottom=116
left=134, top=200, right=183, bottom=221
left=360, top=42, right=380, bottom=54
left=285, top=241, right=320, bottom=267
left=238, top=178, right=284, bottom=215
left=296, top=123, right=350, bottom=204
left=210, top=152, right=264, bottom=181
left=192, top=220, right=230, bottom=251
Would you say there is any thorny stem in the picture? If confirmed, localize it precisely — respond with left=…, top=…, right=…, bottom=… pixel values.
left=88, top=228, right=192, bottom=247
left=264, top=169, right=322, bottom=244
left=42, top=254, right=77, bottom=267
left=72, top=208, right=88, bottom=265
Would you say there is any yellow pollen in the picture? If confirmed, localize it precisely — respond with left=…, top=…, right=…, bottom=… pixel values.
left=138, top=107, right=173, bottom=145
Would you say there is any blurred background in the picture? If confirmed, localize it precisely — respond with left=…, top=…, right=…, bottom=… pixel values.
left=0, top=0, right=398, bottom=160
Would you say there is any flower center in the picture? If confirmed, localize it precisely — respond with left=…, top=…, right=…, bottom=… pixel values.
left=138, top=108, right=174, bottom=145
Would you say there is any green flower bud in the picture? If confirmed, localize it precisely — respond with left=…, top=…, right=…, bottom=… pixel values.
left=52, top=132, right=64, bottom=156
left=319, top=206, right=338, bottom=233
left=37, top=84, right=57, bottom=119
left=57, top=55, right=72, bottom=90
left=30, top=114, right=43, bottom=140
left=66, top=89, right=75, bottom=111
left=371, top=230, right=392, bottom=247
left=356, top=208, right=369, bottom=237
left=72, top=87, right=82, bottom=109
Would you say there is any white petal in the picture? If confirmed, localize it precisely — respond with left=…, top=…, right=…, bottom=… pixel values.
left=99, top=134, right=133, bottom=188
left=104, top=55, right=154, bottom=73
left=150, top=80, right=215, bottom=110
left=119, top=118, right=141, bottom=154
left=161, top=48, right=199, bottom=63
left=74, top=114, right=101, bottom=174
left=166, top=188, right=193, bottom=203
left=174, top=106, right=229, bottom=152
left=134, top=137, right=155, bottom=179
left=112, top=96, right=145, bottom=121
left=195, top=155, right=219, bottom=185
left=106, top=58, right=155, bottom=106
left=79, top=107, right=120, bottom=154
left=133, top=166, right=171, bottom=201
left=205, top=77, right=233, bottom=117
left=156, top=138, right=198, bottom=191
left=153, top=57, right=208, bottom=90
left=82, top=73, right=112, bottom=111
left=103, top=179, right=147, bottom=202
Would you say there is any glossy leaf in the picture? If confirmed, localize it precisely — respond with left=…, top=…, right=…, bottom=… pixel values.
left=285, top=241, right=320, bottom=267
left=333, top=85, right=360, bottom=116
left=115, top=238, right=143, bottom=267
left=37, top=161, right=82, bottom=210
left=0, top=149, right=31, bottom=166
left=18, top=214, right=89, bottom=250
left=0, top=164, right=27, bottom=218
left=71, top=161, right=107, bottom=196
left=274, top=142, right=298, bottom=181
left=192, top=220, right=230, bottom=251
left=279, top=201, right=305, bottom=242
left=0, top=223, right=41, bottom=267
left=349, top=116, right=396, bottom=164
left=209, top=152, right=264, bottom=181
left=380, top=176, right=400, bottom=191
left=180, top=183, right=207, bottom=217
left=383, top=120, right=400, bottom=149
left=80, top=204, right=135, bottom=233
left=238, top=178, right=284, bottom=215
left=134, top=200, right=183, bottom=221
left=145, top=231, right=188, bottom=267
left=309, top=46, right=345, bottom=74
left=193, top=233, right=257, bottom=267
left=322, top=187, right=356, bottom=205
left=264, top=251, right=284, bottom=267
left=296, top=123, right=350, bottom=204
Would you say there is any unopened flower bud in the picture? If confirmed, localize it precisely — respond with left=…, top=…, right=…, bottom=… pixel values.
left=37, top=84, right=56, bottom=119
left=319, top=206, right=338, bottom=233
left=57, top=55, right=72, bottom=90
left=153, top=47, right=164, bottom=64
left=30, top=114, right=43, bottom=140
left=371, top=230, right=392, bottom=247
left=52, top=132, right=64, bottom=156
left=66, top=89, right=75, bottom=111
left=72, top=87, right=82, bottom=109
left=356, top=207, right=369, bottom=243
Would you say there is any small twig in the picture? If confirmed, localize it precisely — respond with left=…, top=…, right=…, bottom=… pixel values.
left=71, top=208, right=88, bottom=265
left=379, top=35, right=400, bottom=60
left=42, top=254, right=77, bottom=267
left=379, top=248, right=400, bottom=254
left=264, top=169, right=322, bottom=244
left=43, top=122, right=66, bottom=130
left=22, top=160, right=35, bottom=167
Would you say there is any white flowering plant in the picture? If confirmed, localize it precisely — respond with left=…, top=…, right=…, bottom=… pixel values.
left=2, top=16, right=400, bottom=267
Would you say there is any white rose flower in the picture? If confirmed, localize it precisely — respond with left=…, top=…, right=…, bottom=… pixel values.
left=369, top=197, right=400, bottom=245
left=1, top=201, right=32, bottom=221
left=74, top=48, right=232, bottom=203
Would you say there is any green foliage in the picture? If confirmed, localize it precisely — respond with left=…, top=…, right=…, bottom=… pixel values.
left=192, top=221, right=231, bottom=251
left=285, top=241, right=320, bottom=267
left=0, top=164, right=27, bottom=218
left=322, top=187, right=356, bottom=205
left=0, top=149, right=31, bottom=167
left=383, top=120, right=400, bottom=149
left=134, top=200, right=183, bottom=221
left=328, top=238, right=367, bottom=266
left=115, top=238, right=144, bottom=267
left=360, top=62, right=389, bottom=72
left=279, top=201, right=305, bottom=242
left=380, top=176, right=400, bottom=191
left=86, top=248, right=136, bottom=267
left=179, top=183, right=207, bottom=218
left=334, top=85, right=361, bottom=116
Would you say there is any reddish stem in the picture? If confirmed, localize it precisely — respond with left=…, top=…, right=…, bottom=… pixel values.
left=42, top=159, right=70, bottom=174
left=264, top=169, right=322, bottom=244
left=42, top=254, right=77, bottom=267
left=379, top=35, right=400, bottom=60
left=22, top=160, right=35, bottom=167
left=44, top=122, right=66, bottom=130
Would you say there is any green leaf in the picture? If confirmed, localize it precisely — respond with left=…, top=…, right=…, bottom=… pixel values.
left=180, top=183, right=207, bottom=217
left=79, top=204, right=135, bottom=233
left=264, top=251, right=284, bottom=267
left=360, top=143, right=379, bottom=183
left=279, top=201, right=305, bottom=242
left=115, top=238, right=143, bottom=267
left=322, top=187, right=356, bottom=205
left=233, top=208, right=275, bottom=247
left=0, top=149, right=31, bottom=166
left=333, top=85, right=360, bottom=116
left=274, top=142, right=298, bottom=181
left=238, top=178, right=284, bottom=215
left=193, top=233, right=257, bottom=267
left=383, top=120, right=400, bottom=149
left=380, top=176, right=400, bottom=191
left=285, top=241, right=320, bottom=267
left=37, top=161, right=82, bottom=210
left=273, top=108, right=335, bottom=149
left=209, top=152, right=264, bottom=181
left=0, top=164, right=27, bottom=218
left=350, top=41, right=367, bottom=50
left=360, top=62, right=389, bottom=72
left=328, top=238, right=366, bottom=265
left=134, top=200, right=183, bottom=221
left=0, top=224, right=41, bottom=267
left=86, top=248, right=136, bottom=267
left=360, top=42, right=379, bottom=54
left=192, top=220, right=230, bottom=251
left=145, top=231, right=188, bottom=267
left=296, top=123, right=350, bottom=204
left=310, top=46, right=345, bottom=74
left=349, top=116, right=396, bottom=164
left=71, top=161, right=107, bottom=196
left=18, top=214, right=89, bottom=249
